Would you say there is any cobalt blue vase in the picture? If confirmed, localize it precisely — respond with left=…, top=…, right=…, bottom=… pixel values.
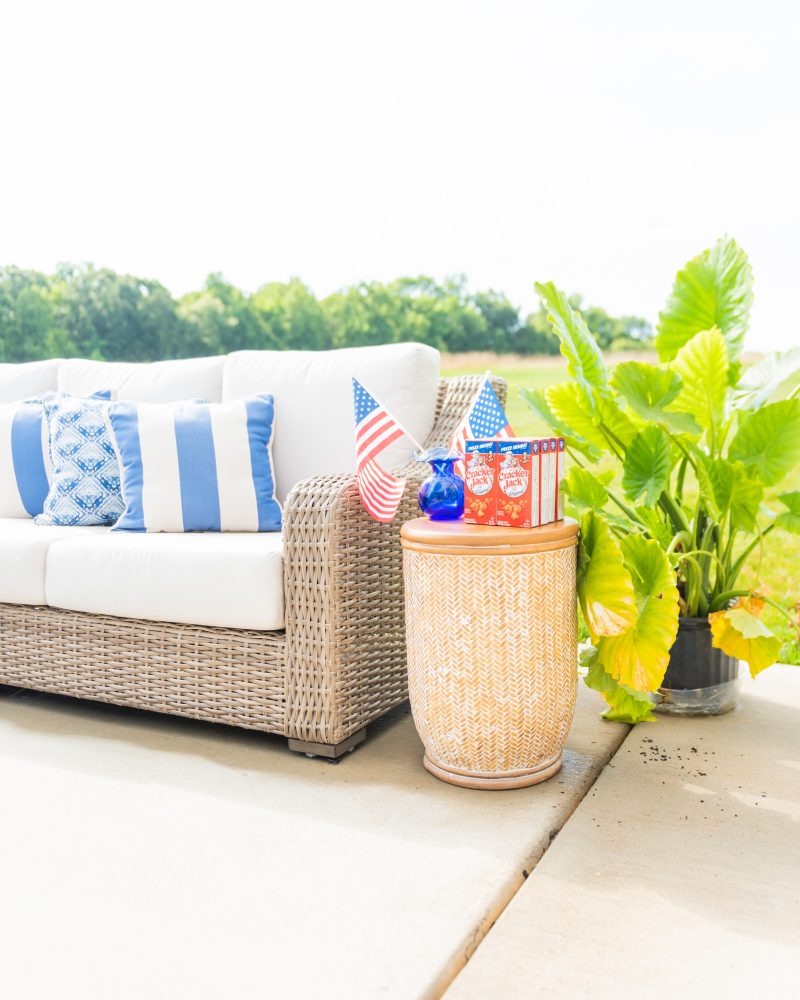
left=417, top=448, right=464, bottom=521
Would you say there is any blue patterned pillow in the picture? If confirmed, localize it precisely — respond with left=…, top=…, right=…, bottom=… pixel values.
left=35, top=391, right=123, bottom=527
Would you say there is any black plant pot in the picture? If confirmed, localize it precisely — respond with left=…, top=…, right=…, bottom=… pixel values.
left=657, top=616, right=740, bottom=716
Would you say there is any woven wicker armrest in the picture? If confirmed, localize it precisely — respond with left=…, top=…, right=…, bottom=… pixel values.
left=282, top=373, right=507, bottom=747
left=282, top=465, right=421, bottom=746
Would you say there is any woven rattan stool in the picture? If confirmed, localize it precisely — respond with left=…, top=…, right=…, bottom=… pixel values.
left=400, top=517, right=579, bottom=789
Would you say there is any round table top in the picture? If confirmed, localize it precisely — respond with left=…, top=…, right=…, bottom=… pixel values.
left=400, top=516, right=578, bottom=554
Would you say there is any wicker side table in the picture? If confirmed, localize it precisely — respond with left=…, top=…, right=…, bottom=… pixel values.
left=400, top=517, right=579, bottom=789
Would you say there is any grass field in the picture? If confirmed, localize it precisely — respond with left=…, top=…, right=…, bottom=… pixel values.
left=442, top=354, right=800, bottom=664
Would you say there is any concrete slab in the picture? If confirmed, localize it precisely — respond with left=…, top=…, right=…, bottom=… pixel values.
left=0, top=683, right=627, bottom=1000
left=446, top=666, right=800, bottom=1000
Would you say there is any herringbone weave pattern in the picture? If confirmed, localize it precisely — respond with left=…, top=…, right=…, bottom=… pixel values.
left=403, top=544, right=577, bottom=774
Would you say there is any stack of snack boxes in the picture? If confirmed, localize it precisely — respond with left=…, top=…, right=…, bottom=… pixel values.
left=464, top=437, right=566, bottom=527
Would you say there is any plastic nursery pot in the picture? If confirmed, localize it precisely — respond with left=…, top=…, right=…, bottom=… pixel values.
left=656, top=616, right=740, bottom=716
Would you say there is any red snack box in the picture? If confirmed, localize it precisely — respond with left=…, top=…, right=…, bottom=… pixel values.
left=496, top=439, right=539, bottom=528
left=464, top=439, right=497, bottom=524
left=495, top=437, right=566, bottom=527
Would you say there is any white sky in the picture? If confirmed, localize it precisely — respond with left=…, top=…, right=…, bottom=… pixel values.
left=1, top=1, right=798, bottom=350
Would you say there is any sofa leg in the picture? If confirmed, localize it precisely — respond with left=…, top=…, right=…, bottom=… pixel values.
left=288, top=727, right=367, bottom=761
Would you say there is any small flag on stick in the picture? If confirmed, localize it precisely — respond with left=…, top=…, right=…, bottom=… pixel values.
left=451, top=374, right=514, bottom=475
left=352, top=378, right=414, bottom=523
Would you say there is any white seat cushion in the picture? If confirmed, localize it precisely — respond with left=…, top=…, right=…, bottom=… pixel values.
left=223, top=343, right=440, bottom=500
left=0, top=360, right=61, bottom=402
left=45, top=530, right=284, bottom=631
left=57, top=356, right=225, bottom=402
left=0, top=518, right=108, bottom=605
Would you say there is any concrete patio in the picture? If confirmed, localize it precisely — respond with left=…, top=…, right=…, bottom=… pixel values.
left=0, top=667, right=797, bottom=999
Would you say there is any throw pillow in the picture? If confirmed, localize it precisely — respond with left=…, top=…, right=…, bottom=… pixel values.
left=0, top=397, right=50, bottom=517
left=35, top=390, right=122, bottom=527
left=108, top=395, right=282, bottom=532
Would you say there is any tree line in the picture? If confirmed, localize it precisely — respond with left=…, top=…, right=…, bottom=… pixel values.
left=0, top=264, right=652, bottom=363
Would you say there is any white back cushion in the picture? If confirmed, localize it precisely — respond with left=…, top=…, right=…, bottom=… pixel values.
left=0, top=360, right=60, bottom=402
left=223, top=344, right=440, bottom=499
left=57, top=356, right=225, bottom=402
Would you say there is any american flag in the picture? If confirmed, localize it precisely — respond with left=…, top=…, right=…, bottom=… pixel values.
left=451, top=376, right=514, bottom=474
left=352, top=378, right=408, bottom=523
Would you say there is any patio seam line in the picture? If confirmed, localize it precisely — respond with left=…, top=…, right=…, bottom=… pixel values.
left=425, top=721, right=634, bottom=1000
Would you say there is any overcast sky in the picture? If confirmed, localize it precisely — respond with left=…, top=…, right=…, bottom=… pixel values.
left=2, top=1, right=798, bottom=349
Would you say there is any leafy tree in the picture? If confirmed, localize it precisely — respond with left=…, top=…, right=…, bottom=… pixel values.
left=322, top=281, right=424, bottom=348
left=0, top=262, right=652, bottom=361
left=249, top=279, right=331, bottom=351
left=177, top=274, right=261, bottom=356
left=52, top=263, right=183, bottom=361
left=0, top=267, right=56, bottom=361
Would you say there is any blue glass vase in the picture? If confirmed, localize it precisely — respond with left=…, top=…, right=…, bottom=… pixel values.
left=417, top=448, right=464, bottom=520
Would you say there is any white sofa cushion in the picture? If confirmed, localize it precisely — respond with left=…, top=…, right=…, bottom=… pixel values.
left=45, top=530, right=284, bottom=631
left=57, top=356, right=225, bottom=403
left=223, top=344, right=440, bottom=500
left=0, top=360, right=61, bottom=402
left=0, top=518, right=108, bottom=605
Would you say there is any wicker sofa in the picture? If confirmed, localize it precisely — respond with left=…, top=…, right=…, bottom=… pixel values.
left=0, top=347, right=504, bottom=758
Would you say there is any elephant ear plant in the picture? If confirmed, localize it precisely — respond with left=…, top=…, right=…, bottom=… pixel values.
left=525, top=237, right=800, bottom=722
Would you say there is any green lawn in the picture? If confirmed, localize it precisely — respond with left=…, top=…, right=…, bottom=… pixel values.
left=443, top=355, right=800, bottom=664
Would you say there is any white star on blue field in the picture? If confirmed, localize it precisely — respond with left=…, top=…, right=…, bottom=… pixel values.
left=469, top=382, right=509, bottom=436
left=353, top=378, right=380, bottom=424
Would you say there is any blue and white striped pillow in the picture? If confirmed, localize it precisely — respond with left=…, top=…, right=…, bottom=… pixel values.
left=0, top=397, right=50, bottom=517
left=108, top=396, right=282, bottom=532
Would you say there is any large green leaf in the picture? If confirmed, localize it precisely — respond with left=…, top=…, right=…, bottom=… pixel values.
left=668, top=328, right=729, bottom=436
left=594, top=533, right=680, bottom=692
left=597, top=394, right=640, bottom=448
left=520, top=386, right=600, bottom=461
left=535, top=282, right=609, bottom=402
left=709, top=595, right=781, bottom=678
left=633, top=505, right=674, bottom=549
left=656, top=237, right=753, bottom=363
left=776, top=491, right=800, bottom=535
left=728, top=398, right=800, bottom=486
left=697, top=456, right=764, bottom=532
left=733, top=347, right=800, bottom=410
left=560, top=466, right=608, bottom=515
left=622, top=426, right=672, bottom=506
left=577, top=511, right=637, bottom=637
left=611, top=360, right=701, bottom=435
left=545, top=382, right=609, bottom=451
left=582, top=649, right=655, bottom=723
left=546, top=382, right=639, bottom=454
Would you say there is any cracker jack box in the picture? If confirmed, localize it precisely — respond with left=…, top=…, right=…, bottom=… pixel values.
left=495, top=437, right=566, bottom=528
left=464, top=439, right=497, bottom=524
left=554, top=436, right=566, bottom=520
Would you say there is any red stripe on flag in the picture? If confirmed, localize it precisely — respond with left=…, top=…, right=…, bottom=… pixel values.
left=357, top=414, right=396, bottom=455
left=359, top=426, right=404, bottom=469
left=356, top=458, right=406, bottom=521
left=361, top=463, right=402, bottom=503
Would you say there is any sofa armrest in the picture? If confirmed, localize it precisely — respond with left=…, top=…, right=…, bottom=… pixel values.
left=281, top=374, right=508, bottom=745
left=282, top=466, right=422, bottom=744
